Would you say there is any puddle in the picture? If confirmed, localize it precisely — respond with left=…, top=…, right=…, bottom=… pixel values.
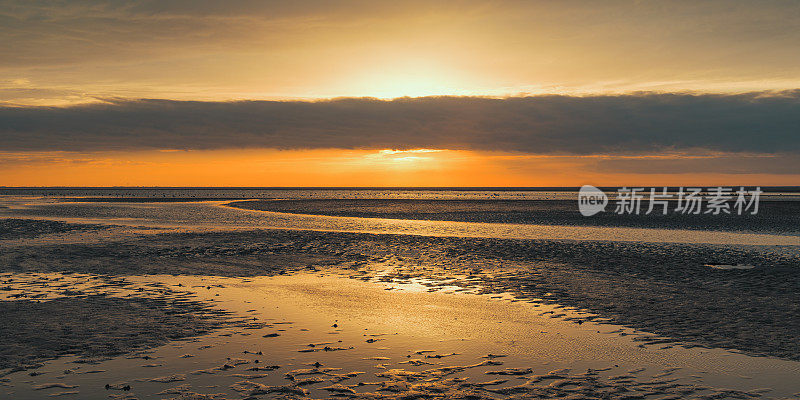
left=2, top=272, right=800, bottom=399
left=706, top=264, right=757, bottom=270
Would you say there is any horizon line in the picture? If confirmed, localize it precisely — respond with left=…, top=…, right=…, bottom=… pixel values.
left=1, top=186, right=797, bottom=190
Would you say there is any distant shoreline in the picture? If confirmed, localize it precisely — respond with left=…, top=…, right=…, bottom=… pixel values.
left=3, top=186, right=800, bottom=191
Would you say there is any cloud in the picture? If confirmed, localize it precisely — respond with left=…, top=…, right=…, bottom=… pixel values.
left=3, top=1, right=800, bottom=104
left=1, top=91, right=799, bottom=154
left=0, top=0, right=472, bottom=69
left=591, top=154, right=800, bottom=175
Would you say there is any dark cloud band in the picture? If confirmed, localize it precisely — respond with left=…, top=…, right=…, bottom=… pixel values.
left=1, top=91, right=798, bottom=154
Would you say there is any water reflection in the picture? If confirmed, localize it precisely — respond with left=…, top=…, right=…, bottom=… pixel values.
left=2, top=198, right=798, bottom=246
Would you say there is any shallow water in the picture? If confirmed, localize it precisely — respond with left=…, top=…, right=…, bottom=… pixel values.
left=2, top=198, right=799, bottom=247
left=3, top=272, right=800, bottom=399
left=3, top=187, right=800, bottom=201
left=2, top=192, right=800, bottom=398
left=0, top=188, right=581, bottom=201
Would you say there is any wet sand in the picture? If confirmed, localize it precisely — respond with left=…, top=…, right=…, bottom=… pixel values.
left=0, top=219, right=107, bottom=240
left=3, top=272, right=800, bottom=399
left=228, top=199, right=800, bottom=235
left=1, top=197, right=800, bottom=399
left=2, top=220, right=799, bottom=363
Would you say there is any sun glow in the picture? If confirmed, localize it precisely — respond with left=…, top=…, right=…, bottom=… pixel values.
left=2, top=149, right=798, bottom=187
left=361, top=149, right=446, bottom=170
left=330, top=59, right=483, bottom=98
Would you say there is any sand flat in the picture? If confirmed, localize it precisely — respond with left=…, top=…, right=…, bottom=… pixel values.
left=2, top=272, right=800, bottom=399
left=1, top=194, right=799, bottom=398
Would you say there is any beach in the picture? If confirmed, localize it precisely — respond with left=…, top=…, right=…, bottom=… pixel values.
left=6, top=1, right=800, bottom=398
left=1, top=189, right=799, bottom=399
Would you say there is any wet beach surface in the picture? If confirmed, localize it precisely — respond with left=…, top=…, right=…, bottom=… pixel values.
left=2, top=270, right=800, bottom=400
left=2, top=224, right=799, bottom=362
left=1, top=195, right=799, bottom=399
left=228, top=199, right=800, bottom=235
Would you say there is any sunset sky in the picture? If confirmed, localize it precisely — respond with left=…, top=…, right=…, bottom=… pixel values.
left=1, top=0, right=799, bottom=186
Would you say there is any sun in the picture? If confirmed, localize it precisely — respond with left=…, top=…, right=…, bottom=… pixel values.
left=332, top=59, right=479, bottom=98
left=359, top=149, right=447, bottom=170
left=360, top=73, right=464, bottom=98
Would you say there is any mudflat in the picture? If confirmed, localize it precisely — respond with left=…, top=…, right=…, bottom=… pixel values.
left=1, top=195, right=799, bottom=399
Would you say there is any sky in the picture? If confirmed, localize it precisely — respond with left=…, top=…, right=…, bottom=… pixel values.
left=1, top=0, right=799, bottom=186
